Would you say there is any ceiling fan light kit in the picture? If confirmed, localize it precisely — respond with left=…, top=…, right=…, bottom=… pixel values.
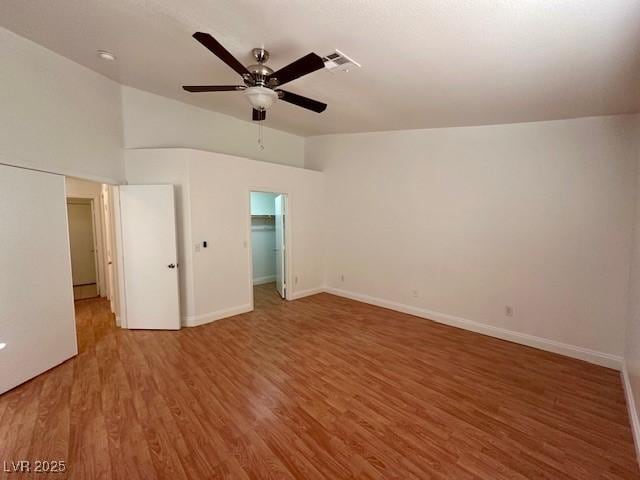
left=244, top=86, right=278, bottom=110
left=182, top=32, right=329, bottom=123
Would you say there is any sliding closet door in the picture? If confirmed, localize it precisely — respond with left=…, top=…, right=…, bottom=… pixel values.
left=0, top=164, right=77, bottom=394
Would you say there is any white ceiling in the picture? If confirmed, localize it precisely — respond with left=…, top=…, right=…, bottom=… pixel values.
left=2, top=0, right=640, bottom=136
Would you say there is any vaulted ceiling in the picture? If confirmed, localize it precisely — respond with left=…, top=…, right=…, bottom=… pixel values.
left=2, top=0, right=640, bottom=136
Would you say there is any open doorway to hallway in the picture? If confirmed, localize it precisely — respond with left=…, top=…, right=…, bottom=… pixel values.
left=65, top=177, right=122, bottom=323
left=65, top=178, right=107, bottom=304
left=249, top=191, right=288, bottom=310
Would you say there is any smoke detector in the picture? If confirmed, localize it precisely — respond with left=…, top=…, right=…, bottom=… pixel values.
left=97, top=50, right=116, bottom=61
left=323, top=49, right=361, bottom=73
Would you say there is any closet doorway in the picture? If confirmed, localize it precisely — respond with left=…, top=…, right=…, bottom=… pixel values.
left=249, top=191, right=288, bottom=309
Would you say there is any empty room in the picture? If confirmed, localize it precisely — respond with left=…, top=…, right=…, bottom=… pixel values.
left=1, top=1, right=640, bottom=478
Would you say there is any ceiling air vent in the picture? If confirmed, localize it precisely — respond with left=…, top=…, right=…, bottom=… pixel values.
left=323, top=49, right=361, bottom=73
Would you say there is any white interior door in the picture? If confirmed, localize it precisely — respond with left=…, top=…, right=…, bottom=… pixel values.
left=67, top=201, right=97, bottom=285
left=275, top=194, right=286, bottom=299
left=119, top=185, right=180, bottom=330
left=0, top=165, right=76, bottom=394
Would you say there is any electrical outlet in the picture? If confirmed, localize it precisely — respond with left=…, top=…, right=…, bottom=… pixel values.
left=505, top=305, right=514, bottom=317
left=411, top=290, right=418, bottom=298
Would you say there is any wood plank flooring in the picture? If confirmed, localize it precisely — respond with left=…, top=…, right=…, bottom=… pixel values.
left=1, top=283, right=638, bottom=479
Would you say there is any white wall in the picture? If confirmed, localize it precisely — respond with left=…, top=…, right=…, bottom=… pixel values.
left=306, top=115, right=639, bottom=367
left=623, top=116, right=640, bottom=458
left=125, top=148, right=325, bottom=326
left=0, top=28, right=124, bottom=183
left=0, top=165, right=76, bottom=394
left=65, top=177, right=104, bottom=196
left=251, top=226, right=276, bottom=284
left=251, top=191, right=277, bottom=215
left=121, top=86, right=305, bottom=168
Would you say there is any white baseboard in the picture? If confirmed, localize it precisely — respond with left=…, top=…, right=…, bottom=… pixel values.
left=183, top=304, right=252, bottom=327
left=290, top=286, right=325, bottom=300
left=253, top=275, right=276, bottom=285
left=325, top=286, right=622, bottom=370
left=622, top=363, right=640, bottom=465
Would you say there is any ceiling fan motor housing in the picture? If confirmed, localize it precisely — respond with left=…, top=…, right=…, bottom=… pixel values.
left=247, top=48, right=274, bottom=87
left=247, top=64, right=274, bottom=86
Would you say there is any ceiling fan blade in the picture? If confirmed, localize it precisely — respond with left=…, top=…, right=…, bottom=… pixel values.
left=183, top=85, right=245, bottom=92
left=192, top=32, right=250, bottom=77
left=277, top=90, right=327, bottom=113
left=252, top=109, right=266, bottom=121
left=268, top=53, right=325, bottom=86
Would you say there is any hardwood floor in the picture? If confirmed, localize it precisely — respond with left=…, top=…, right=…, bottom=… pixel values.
left=1, top=288, right=638, bottom=479
left=254, top=282, right=286, bottom=310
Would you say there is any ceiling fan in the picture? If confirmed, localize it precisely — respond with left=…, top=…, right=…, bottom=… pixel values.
left=183, top=32, right=327, bottom=122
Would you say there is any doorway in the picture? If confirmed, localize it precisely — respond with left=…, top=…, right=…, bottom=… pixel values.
left=249, top=191, right=288, bottom=309
left=64, top=177, right=123, bottom=324
left=67, top=198, right=99, bottom=300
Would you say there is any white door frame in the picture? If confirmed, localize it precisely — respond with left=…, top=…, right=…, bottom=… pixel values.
left=65, top=194, right=104, bottom=296
left=101, top=186, right=114, bottom=304
left=110, top=185, right=127, bottom=328
left=247, top=188, right=293, bottom=309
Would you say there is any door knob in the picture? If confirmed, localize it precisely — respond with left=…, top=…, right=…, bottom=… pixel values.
left=168, top=263, right=176, bottom=269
